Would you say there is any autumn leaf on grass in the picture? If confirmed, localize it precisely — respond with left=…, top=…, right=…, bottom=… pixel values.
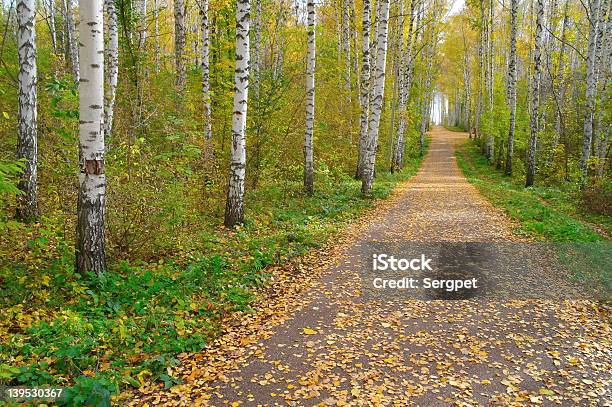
left=303, top=327, right=317, bottom=335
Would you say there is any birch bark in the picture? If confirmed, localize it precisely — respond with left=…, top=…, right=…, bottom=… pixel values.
left=174, top=0, right=187, bottom=92
left=16, top=0, right=38, bottom=221
left=104, top=0, right=118, bottom=140
left=505, top=0, right=518, bottom=175
left=66, top=0, right=79, bottom=83
left=76, top=0, right=106, bottom=276
left=48, top=0, right=57, bottom=53
left=304, top=0, right=316, bottom=194
left=393, top=0, right=417, bottom=172
left=580, top=0, right=602, bottom=176
left=201, top=0, right=212, bottom=139
left=525, top=0, right=544, bottom=187
left=224, top=0, right=250, bottom=227
left=361, top=0, right=390, bottom=195
left=356, top=0, right=371, bottom=179
left=138, top=0, right=147, bottom=49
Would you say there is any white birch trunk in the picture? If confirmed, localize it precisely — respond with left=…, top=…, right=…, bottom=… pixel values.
left=361, top=0, right=389, bottom=195
left=505, top=0, right=518, bottom=176
left=580, top=0, right=602, bottom=177
left=342, top=0, right=351, bottom=91
left=304, top=0, right=316, bottom=194
left=201, top=0, right=212, bottom=139
left=525, top=0, right=544, bottom=187
left=48, top=0, right=58, bottom=53
left=66, top=0, right=79, bottom=83
left=475, top=0, right=485, bottom=139
left=76, top=0, right=106, bottom=275
left=224, top=0, right=250, bottom=227
left=356, top=0, right=371, bottom=179
left=393, top=0, right=417, bottom=172
left=419, top=38, right=434, bottom=156
left=138, top=0, right=148, bottom=49
left=16, top=0, right=38, bottom=221
left=174, top=0, right=187, bottom=91
left=104, top=0, right=118, bottom=140
left=592, top=0, right=609, bottom=171
left=388, top=0, right=403, bottom=169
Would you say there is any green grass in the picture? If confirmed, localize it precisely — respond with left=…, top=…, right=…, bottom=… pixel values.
left=456, top=141, right=606, bottom=242
left=455, top=141, right=610, bottom=299
left=0, top=140, right=428, bottom=406
left=444, top=125, right=465, bottom=133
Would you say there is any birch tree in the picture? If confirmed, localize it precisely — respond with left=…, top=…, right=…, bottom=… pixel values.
left=104, top=0, right=118, bottom=140
left=138, top=0, right=147, bottom=49
left=392, top=0, right=417, bottom=172
left=505, top=0, right=518, bottom=176
left=525, top=0, right=543, bottom=187
left=224, top=0, right=250, bottom=227
left=342, top=0, right=351, bottom=91
left=76, top=0, right=106, bottom=276
left=419, top=37, right=434, bottom=156
left=304, top=0, right=316, bottom=194
left=361, top=0, right=390, bottom=195
left=356, top=0, right=371, bottom=179
left=580, top=0, right=602, bottom=176
left=47, top=0, right=58, bottom=53
left=200, top=0, right=212, bottom=139
left=174, top=0, right=187, bottom=92
left=16, top=0, right=38, bottom=221
left=65, top=0, right=79, bottom=83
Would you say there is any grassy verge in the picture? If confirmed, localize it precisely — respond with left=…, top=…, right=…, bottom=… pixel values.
left=455, top=140, right=610, bottom=297
left=0, top=141, right=428, bottom=405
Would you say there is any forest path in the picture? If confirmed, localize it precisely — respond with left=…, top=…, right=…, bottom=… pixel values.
left=133, top=127, right=610, bottom=406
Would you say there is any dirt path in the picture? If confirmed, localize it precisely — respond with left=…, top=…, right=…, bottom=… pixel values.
left=132, top=127, right=610, bottom=406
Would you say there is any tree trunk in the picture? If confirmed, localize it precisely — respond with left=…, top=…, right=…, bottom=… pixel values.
left=392, top=0, right=417, bottom=172
left=66, top=0, right=79, bottom=83
left=138, top=0, right=147, bottom=49
left=505, top=0, right=518, bottom=176
left=475, top=0, right=485, bottom=140
left=104, top=0, right=118, bottom=140
left=174, top=0, right=186, bottom=92
left=525, top=0, right=544, bottom=187
left=592, top=0, right=609, bottom=172
left=304, top=0, right=315, bottom=194
left=16, top=0, right=38, bottom=222
left=201, top=0, right=212, bottom=139
left=356, top=0, right=371, bottom=179
left=361, top=0, right=389, bottom=195
left=580, top=0, right=602, bottom=177
left=48, top=0, right=58, bottom=53
left=224, top=0, right=250, bottom=227
left=342, top=0, right=351, bottom=91
left=76, top=0, right=106, bottom=276
left=420, top=26, right=435, bottom=156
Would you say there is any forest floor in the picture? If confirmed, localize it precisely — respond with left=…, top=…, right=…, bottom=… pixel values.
left=128, top=127, right=610, bottom=406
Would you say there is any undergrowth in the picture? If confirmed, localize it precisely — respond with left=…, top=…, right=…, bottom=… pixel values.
left=0, top=139, right=428, bottom=406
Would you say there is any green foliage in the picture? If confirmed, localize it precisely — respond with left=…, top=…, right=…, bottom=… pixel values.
left=0, top=159, right=24, bottom=202
left=0, top=142, right=427, bottom=404
left=456, top=141, right=607, bottom=242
